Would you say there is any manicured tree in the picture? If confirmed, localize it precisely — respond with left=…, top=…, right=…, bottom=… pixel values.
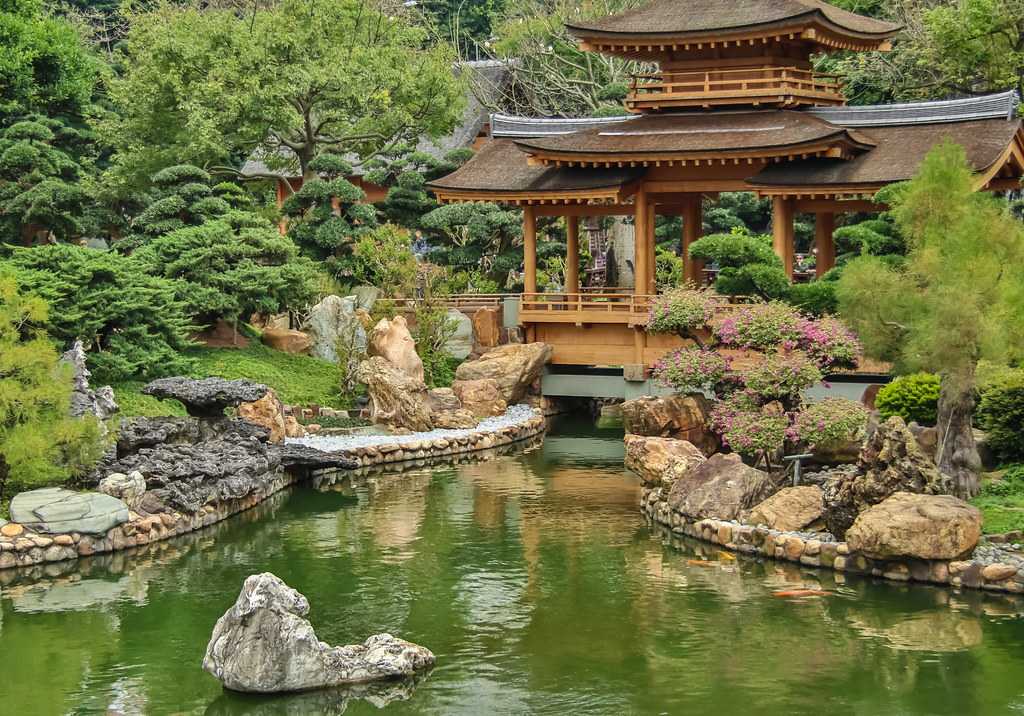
left=0, top=117, right=91, bottom=242
left=0, top=272, right=103, bottom=503
left=3, top=245, right=195, bottom=382
left=688, top=229, right=791, bottom=300
left=837, top=141, right=1024, bottom=497
left=420, top=201, right=522, bottom=284
left=103, top=0, right=464, bottom=187
left=122, top=164, right=231, bottom=249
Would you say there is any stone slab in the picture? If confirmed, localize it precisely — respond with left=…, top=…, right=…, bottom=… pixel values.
left=9, top=488, right=129, bottom=536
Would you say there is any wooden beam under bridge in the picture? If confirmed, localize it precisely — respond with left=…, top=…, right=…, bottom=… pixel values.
left=794, top=198, right=887, bottom=213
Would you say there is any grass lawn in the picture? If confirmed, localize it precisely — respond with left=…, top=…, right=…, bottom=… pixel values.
left=972, top=468, right=1024, bottom=535
left=112, top=337, right=347, bottom=417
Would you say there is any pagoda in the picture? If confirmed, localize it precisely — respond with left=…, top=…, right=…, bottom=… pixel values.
left=427, top=0, right=1024, bottom=371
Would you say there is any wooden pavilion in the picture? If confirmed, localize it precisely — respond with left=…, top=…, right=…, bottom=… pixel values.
left=427, top=0, right=1024, bottom=371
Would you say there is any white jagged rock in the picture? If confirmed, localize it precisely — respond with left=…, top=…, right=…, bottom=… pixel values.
left=203, top=573, right=435, bottom=693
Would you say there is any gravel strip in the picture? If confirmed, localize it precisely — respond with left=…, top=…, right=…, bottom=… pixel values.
left=287, top=404, right=539, bottom=452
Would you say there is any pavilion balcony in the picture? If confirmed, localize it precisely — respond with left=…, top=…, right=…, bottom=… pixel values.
left=626, top=67, right=845, bottom=111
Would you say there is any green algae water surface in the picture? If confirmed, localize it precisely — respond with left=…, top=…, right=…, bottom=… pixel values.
left=3, top=417, right=1024, bottom=715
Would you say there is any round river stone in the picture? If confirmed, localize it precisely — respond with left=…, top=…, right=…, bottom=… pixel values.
left=9, top=488, right=129, bottom=536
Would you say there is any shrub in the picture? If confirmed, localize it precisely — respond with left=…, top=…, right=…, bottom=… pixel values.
left=977, top=370, right=1024, bottom=462
left=715, top=301, right=803, bottom=351
left=787, top=280, right=838, bottom=317
left=689, top=230, right=791, bottom=300
left=653, top=348, right=730, bottom=394
left=709, top=392, right=789, bottom=461
left=977, top=464, right=1024, bottom=498
left=742, top=352, right=822, bottom=403
left=647, top=285, right=716, bottom=335
left=792, top=398, right=869, bottom=450
left=411, top=301, right=458, bottom=388
left=876, top=373, right=940, bottom=425
left=797, top=316, right=860, bottom=370
left=349, top=224, right=419, bottom=295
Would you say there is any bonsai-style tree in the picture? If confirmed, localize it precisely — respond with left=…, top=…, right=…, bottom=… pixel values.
left=420, top=201, right=522, bottom=285
left=363, top=147, right=472, bottom=229
left=123, top=164, right=231, bottom=249
left=0, top=272, right=103, bottom=504
left=837, top=141, right=1024, bottom=497
left=688, top=229, right=791, bottom=301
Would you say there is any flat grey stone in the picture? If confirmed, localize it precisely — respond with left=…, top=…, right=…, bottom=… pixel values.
left=9, top=488, right=129, bottom=536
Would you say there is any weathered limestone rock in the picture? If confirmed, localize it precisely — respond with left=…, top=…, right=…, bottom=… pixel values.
left=143, top=377, right=269, bottom=418
left=667, top=453, right=779, bottom=521
left=846, top=492, right=982, bottom=560
left=60, top=340, right=118, bottom=419
left=624, top=435, right=706, bottom=488
left=260, top=328, right=312, bottom=355
left=822, top=417, right=951, bottom=538
left=356, top=357, right=432, bottom=432
left=303, top=295, right=366, bottom=364
left=620, top=394, right=718, bottom=455
left=431, top=409, right=478, bottom=429
left=203, top=573, right=435, bottom=693
left=471, top=307, right=501, bottom=349
left=98, top=471, right=147, bottom=511
left=452, top=379, right=507, bottom=418
left=444, top=309, right=473, bottom=360
left=908, top=422, right=939, bottom=461
left=9, top=488, right=129, bottom=535
left=237, top=389, right=288, bottom=443
left=426, top=388, right=461, bottom=414
left=275, top=444, right=359, bottom=471
left=351, top=285, right=380, bottom=311
left=454, top=343, right=552, bottom=404
left=284, top=416, right=306, bottom=438
left=368, top=316, right=425, bottom=383
left=745, top=485, right=825, bottom=532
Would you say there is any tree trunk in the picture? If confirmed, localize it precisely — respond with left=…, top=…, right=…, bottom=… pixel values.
left=936, top=366, right=982, bottom=499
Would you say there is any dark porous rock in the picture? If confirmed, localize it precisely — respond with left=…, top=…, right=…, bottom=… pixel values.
left=142, top=377, right=269, bottom=418
left=60, top=340, right=119, bottom=419
left=275, top=443, right=359, bottom=471
left=116, top=417, right=203, bottom=454
left=667, top=453, right=780, bottom=522
left=823, top=416, right=951, bottom=539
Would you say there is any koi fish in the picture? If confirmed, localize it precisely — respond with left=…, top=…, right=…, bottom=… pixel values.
left=772, top=589, right=831, bottom=598
left=718, top=551, right=736, bottom=561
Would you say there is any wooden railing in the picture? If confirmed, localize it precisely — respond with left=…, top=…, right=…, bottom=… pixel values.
left=520, top=292, right=655, bottom=325
left=626, top=66, right=844, bottom=109
left=377, top=293, right=507, bottom=311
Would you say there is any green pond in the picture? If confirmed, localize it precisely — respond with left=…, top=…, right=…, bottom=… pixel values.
left=3, top=418, right=1024, bottom=715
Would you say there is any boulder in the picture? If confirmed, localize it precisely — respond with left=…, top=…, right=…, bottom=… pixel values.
left=237, top=390, right=288, bottom=443
left=98, top=471, right=147, bottom=511
left=303, top=295, right=366, bottom=364
left=444, top=309, right=473, bottom=360
left=471, top=307, right=501, bottom=349
left=9, top=488, right=129, bottom=535
left=454, top=343, right=552, bottom=404
left=822, top=417, right=951, bottom=538
left=620, top=394, right=718, bottom=456
left=192, top=319, right=251, bottom=348
left=667, top=453, right=779, bottom=522
left=143, top=377, right=269, bottom=418
left=261, top=328, right=312, bottom=355
left=275, top=444, right=359, bottom=471
left=846, top=492, right=982, bottom=560
left=351, top=285, right=380, bottom=311
left=452, top=379, right=507, bottom=418
left=203, top=573, right=434, bottom=693
left=60, top=340, right=118, bottom=419
left=368, top=316, right=424, bottom=383
left=908, top=422, right=939, bottom=461
left=426, top=388, right=461, bottom=414
left=284, top=416, right=306, bottom=438
left=431, top=409, right=478, bottom=429
left=745, top=485, right=825, bottom=532
left=356, top=357, right=432, bottom=432
left=860, top=384, right=883, bottom=410
left=623, top=435, right=706, bottom=488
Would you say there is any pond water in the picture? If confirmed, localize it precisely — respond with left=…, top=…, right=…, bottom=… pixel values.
left=3, top=418, right=1024, bottom=716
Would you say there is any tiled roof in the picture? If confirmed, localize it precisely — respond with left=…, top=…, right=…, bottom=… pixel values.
left=806, top=91, right=1020, bottom=127
left=566, top=0, right=900, bottom=40
left=491, top=113, right=639, bottom=138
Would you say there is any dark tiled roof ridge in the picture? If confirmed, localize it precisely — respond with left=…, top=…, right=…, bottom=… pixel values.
left=805, top=90, right=1020, bottom=128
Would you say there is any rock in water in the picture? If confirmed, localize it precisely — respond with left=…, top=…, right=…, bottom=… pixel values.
left=454, top=343, right=552, bottom=404
left=60, top=340, right=118, bottom=419
left=303, top=295, right=366, bottom=364
left=356, top=357, right=432, bottom=432
left=845, top=492, right=981, bottom=560
left=822, top=416, right=951, bottom=538
left=620, top=394, right=718, bottom=456
left=203, top=573, right=435, bottom=693
left=368, top=315, right=425, bottom=383
left=143, top=377, right=269, bottom=418
left=745, top=485, right=825, bottom=532
left=624, top=435, right=706, bottom=488
left=667, top=453, right=779, bottom=522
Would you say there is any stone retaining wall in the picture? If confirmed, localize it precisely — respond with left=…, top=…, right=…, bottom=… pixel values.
left=0, top=414, right=547, bottom=573
left=640, top=486, right=1024, bottom=595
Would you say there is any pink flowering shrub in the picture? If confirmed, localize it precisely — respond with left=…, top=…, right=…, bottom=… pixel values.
left=791, top=398, right=869, bottom=450
left=647, top=286, right=716, bottom=335
left=797, top=316, right=860, bottom=370
left=741, top=352, right=822, bottom=403
left=714, top=301, right=803, bottom=351
left=653, top=348, right=731, bottom=394
left=710, top=392, right=789, bottom=459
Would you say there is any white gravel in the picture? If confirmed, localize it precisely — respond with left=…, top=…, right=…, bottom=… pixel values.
left=287, top=404, right=539, bottom=452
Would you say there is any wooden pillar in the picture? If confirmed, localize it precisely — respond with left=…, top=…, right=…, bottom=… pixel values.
left=772, top=196, right=795, bottom=280
left=647, top=202, right=657, bottom=294
left=682, top=195, right=703, bottom=285
left=634, top=186, right=649, bottom=295
left=815, top=212, right=836, bottom=278
left=523, top=205, right=537, bottom=294
left=565, top=215, right=580, bottom=295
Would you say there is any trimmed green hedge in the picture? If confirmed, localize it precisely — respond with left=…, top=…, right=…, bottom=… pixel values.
left=876, top=373, right=940, bottom=426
